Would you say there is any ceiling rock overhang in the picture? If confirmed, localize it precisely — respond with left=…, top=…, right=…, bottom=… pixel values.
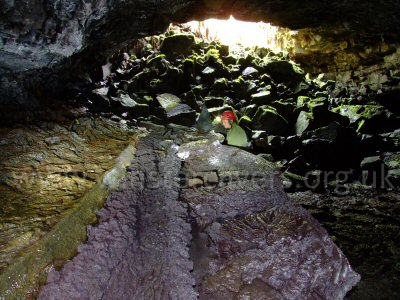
left=1, top=0, right=400, bottom=112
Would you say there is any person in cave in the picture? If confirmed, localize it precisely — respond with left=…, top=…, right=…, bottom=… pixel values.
left=220, top=110, right=249, bottom=148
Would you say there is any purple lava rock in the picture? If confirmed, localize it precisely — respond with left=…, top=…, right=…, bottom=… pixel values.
left=39, top=134, right=360, bottom=300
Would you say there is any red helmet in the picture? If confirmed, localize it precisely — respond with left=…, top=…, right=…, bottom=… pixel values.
left=221, top=111, right=236, bottom=121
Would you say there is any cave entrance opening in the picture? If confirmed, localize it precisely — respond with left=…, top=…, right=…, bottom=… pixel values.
left=121, top=15, right=296, bottom=63
left=182, top=16, right=289, bottom=53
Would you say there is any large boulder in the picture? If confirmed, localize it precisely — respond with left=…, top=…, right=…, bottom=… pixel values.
left=295, top=110, right=313, bottom=135
left=264, top=60, right=305, bottom=86
left=110, top=93, right=150, bottom=117
left=250, top=89, right=275, bottom=106
left=160, top=34, right=196, bottom=59
left=295, top=101, right=350, bottom=135
left=209, top=78, right=229, bottom=97
left=156, top=93, right=196, bottom=126
left=383, top=152, right=400, bottom=188
left=381, top=129, right=400, bottom=149
left=252, top=105, right=291, bottom=136
left=300, top=122, right=361, bottom=170
left=204, top=96, right=225, bottom=108
left=240, top=104, right=258, bottom=119
left=334, top=105, right=398, bottom=134
left=35, top=134, right=360, bottom=300
left=178, top=139, right=360, bottom=299
left=232, top=77, right=258, bottom=99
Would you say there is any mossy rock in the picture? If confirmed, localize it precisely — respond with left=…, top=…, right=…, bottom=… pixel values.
left=146, top=54, right=169, bottom=72
left=242, top=67, right=259, bottom=77
left=333, top=105, right=386, bottom=124
left=238, top=115, right=253, bottom=131
left=252, top=105, right=291, bottom=136
left=307, top=97, right=328, bottom=111
left=293, top=82, right=313, bottom=97
left=232, top=77, right=258, bottom=99
left=126, top=70, right=152, bottom=93
left=222, top=55, right=237, bottom=65
left=264, top=60, right=305, bottom=86
left=156, top=93, right=182, bottom=112
left=128, top=93, right=153, bottom=105
left=160, top=34, right=196, bottom=59
left=202, top=66, right=216, bottom=75
left=182, top=58, right=195, bottom=69
left=282, top=171, right=308, bottom=191
left=269, top=100, right=296, bottom=123
left=143, top=95, right=154, bottom=103
left=333, top=105, right=397, bottom=134
left=205, top=48, right=222, bottom=65
left=183, top=91, right=200, bottom=111
left=251, top=90, right=274, bottom=106
left=240, top=104, right=258, bottom=119
left=204, top=97, right=225, bottom=108
left=109, top=94, right=150, bottom=117
left=383, top=153, right=400, bottom=170
left=161, top=67, right=187, bottom=94
left=210, top=78, right=229, bottom=96
left=295, top=111, right=313, bottom=135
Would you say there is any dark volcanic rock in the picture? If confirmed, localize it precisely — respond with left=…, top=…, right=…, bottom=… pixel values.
left=2, top=0, right=400, bottom=112
left=156, top=93, right=196, bottom=126
left=178, top=139, right=360, bottom=299
left=39, top=134, right=360, bottom=300
left=289, top=188, right=400, bottom=299
left=250, top=90, right=275, bottom=105
left=39, top=134, right=197, bottom=300
left=264, top=60, right=305, bottom=86
left=300, top=122, right=361, bottom=170
left=334, top=105, right=397, bottom=134
left=198, top=209, right=358, bottom=300
left=160, top=34, right=196, bottom=59
left=110, top=93, right=150, bottom=117
left=252, top=105, right=291, bottom=136
left=179, top=139, right=285, bottom=225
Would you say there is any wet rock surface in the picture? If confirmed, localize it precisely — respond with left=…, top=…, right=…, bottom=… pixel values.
left=1, top=12, right=399, bottom=300
left=39, top=133, right=196, bottom=300
left=289, top=188, right=400, bottom=300
left=0, top=115, right=136, bottom=273
left=39, top=134, right=360, bottom=299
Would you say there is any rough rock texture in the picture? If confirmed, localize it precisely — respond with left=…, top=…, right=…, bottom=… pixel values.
left=289, top=188, right=400, bottom=299
left=287, top=28, right=398, bottom=74
left=39, top=133, right=197, bottom=300
left=0, top=115, right=136, bottom=273
left=179, top=139, right=360, bottom=299
left=0, top=0, right=195, bottom=111
left=1, top=0, right=400, bottom=111
left=39, top=132, right=360, bottom=299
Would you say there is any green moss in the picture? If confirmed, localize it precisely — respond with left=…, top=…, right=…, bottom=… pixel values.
left=0, top=186, right=109, bottom=298
left=0, top=141, right=138, bottom=299
left=206, top=48, right=222, bottom=64
left=143, top=95, right=154, bottom=103
left=334, top=105, right=386, bottom=122
left=296, top=96, right=310, bottom=108
left=147, top=54, right=166, bottom=64
left=238, top=116, right=253, bottom=130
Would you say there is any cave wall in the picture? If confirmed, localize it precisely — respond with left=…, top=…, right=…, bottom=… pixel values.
left=282, top=29, right=397, bottom=75
left=0, top=0, right=194, bottom=112
left=1, top=0, right=400, bottom=113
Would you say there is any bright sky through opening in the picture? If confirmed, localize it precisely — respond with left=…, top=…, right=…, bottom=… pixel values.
left=185, top=16, right=280, bottom=50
